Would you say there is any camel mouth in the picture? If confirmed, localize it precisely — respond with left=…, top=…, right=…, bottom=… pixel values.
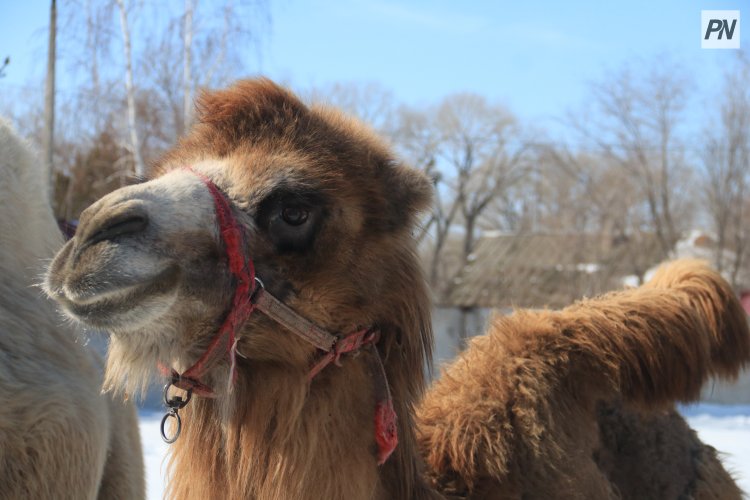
left=44, top=168, right=226, bottom=335
left=50, top=263, right=181, bottom=331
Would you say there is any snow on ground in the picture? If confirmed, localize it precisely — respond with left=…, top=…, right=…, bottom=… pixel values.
left=682, top=404, right=750, bottom=496
left=139, top=405, right=750, bottom=499
left=139, top=413, right=169, bottom=500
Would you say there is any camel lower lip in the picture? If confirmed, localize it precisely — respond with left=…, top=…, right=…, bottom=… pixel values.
left=61, top=266, right=180, bottom=327
left=65, top=281, right=144, bottom=306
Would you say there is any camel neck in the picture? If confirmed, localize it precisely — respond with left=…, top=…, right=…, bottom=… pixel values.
left=167, top=354, right=441, bottom=499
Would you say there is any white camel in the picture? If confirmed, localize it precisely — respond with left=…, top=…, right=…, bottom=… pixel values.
left=0, top=118, right=145, bottom=499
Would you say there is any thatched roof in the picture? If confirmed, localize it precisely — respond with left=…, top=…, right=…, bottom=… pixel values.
left=442, top=232, right=663, bottom=309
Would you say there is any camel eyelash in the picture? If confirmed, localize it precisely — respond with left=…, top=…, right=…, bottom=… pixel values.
left=256, top=186, right=325, bottom=217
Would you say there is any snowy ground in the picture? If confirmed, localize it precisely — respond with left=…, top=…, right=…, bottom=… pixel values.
left=681, top=404, right=750, bottom=496
left=139, top=404, right=750, bottom=499
left=139, top=413, right=170, bottom=500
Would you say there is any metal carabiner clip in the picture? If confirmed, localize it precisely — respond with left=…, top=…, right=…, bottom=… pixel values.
left=160, top=381, right=193, bottom=444
left=160, top=408, right=182, bottom=444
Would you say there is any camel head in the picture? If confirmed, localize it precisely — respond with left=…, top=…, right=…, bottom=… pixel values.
left=45, top=79, right=434, bottom=398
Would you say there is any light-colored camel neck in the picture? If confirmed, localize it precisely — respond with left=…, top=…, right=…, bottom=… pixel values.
left=0, top=122, right=62, bottom=286
left=168, top=351, right=442, bottom=500
left=0, top=120, right=90, bottom=371
left=0, top=208, right=62, bottom=288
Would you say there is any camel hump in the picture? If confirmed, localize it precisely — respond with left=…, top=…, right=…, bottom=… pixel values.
left=641, top=259, right=750, bottom=382
left=552, top=258, right=750, bottom=406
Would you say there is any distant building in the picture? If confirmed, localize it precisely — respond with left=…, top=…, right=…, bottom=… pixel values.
left=443, top=232, right=662, bottom=310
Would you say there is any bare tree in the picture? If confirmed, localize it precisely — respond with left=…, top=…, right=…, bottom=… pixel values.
left=389, top=104, right=456, bottom=287
left=386, top=95, right=530, bottom=296
left=73, top=1, right=118, bottom=137
left=114, top=0, right=145, bottom=176
left=305, top=81, right=396, bottom=133
left=435, top=94, right=528, bottom=266
left=388, top=105, right=441, bottom=241
left=2, top=0, right=271, bottom=220
left=386, top=94, right=531, bottom=342
left=183, top=0, right=195, bottom=131
left=569, top=60, right=693, bottom=258
left=702, top=53, right=750, bottom=287
left=532, top=146, right=657, bottom=284
left=137, top=0, right=270, bottom=138
left=432, top=94, right=529, bottom=341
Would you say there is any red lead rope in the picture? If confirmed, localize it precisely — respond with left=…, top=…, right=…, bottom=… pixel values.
left=160, top=167, right=397, bottom=464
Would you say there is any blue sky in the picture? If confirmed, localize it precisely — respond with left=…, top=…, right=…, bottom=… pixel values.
left=1, top=0, right=747, bottom=132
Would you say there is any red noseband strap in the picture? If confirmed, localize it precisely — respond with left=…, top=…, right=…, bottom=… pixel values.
left=162, top=167, right=398, bottom=464
left=165, top=167, right=256, bottom=397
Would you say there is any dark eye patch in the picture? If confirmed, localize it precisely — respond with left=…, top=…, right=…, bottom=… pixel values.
left=256, top=185, right=326, bottom=253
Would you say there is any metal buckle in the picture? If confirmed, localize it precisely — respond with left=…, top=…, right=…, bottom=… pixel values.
left=160, top=381, right=193, bottom=444
left=249, top=276, right=265, bottom=303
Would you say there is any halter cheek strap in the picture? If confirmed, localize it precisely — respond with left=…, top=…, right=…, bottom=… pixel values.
left=160, top=166, right=398, bottom=465
left=162, top=167, right=256, bottom=398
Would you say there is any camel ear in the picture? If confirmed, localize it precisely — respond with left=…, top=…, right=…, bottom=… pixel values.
left=379, top=161, right=434, bottom=231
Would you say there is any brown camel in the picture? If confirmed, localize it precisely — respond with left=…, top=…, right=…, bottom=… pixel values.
left=45, top=80, right=749, bottom=499
left=0, top=118, right=145, bottom=499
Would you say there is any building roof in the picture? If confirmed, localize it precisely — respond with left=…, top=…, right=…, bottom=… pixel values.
left=443, top=232, right=663, bottom=309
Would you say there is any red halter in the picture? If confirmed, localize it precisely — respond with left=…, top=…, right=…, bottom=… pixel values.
left=160, top=167, right=398, bottom=465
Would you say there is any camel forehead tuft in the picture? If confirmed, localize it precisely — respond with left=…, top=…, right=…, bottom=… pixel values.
left=196, top=78, right=308, bottom=131
left=157, top=78, right=433, bottom=232
left=193, top=78, right=393, bottom=166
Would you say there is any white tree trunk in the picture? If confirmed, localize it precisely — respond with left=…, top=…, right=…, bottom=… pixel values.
left=43, top=0, right=56, bottom=206
left=183, top=0, right=194, bottom=134
left=115, top=0, right=145, bottom=177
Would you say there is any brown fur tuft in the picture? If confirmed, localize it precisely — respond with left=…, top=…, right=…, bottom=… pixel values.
left=643, top=259, right=750, bottom=380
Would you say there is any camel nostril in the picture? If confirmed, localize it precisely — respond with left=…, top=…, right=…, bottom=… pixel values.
left=87, top=213, right=149, bottom=246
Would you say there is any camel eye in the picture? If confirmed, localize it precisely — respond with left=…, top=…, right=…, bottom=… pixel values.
left=257, top=187, right=325, bottom=253
left=281, top=206, right=309, bottom=226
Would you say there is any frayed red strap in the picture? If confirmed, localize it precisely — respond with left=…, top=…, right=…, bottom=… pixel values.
left=374, top=399, right=398, bottom=465
left=308, top=328, right=379, bottom=380
left=368, top=345, right=398, bottom=465
left=309, top=334, right=398, bottom=465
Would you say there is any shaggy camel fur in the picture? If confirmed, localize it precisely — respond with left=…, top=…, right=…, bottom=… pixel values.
left=418, top=259, right=749, bottom=498
left=45, top=80, right=749, bottom=499
left=0, top=118, right=145, bottom=499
